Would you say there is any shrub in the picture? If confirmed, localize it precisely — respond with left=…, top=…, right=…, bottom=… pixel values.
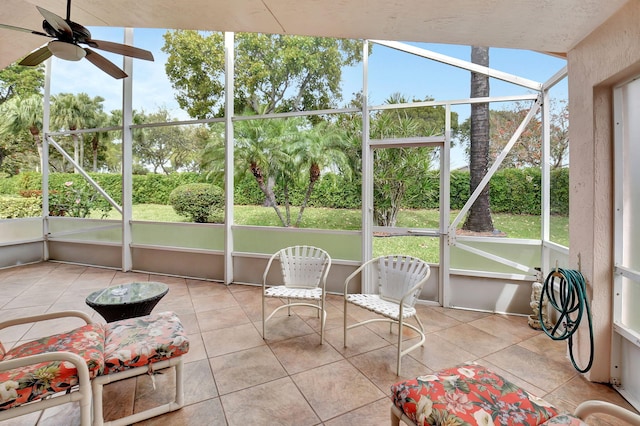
left=169, top=183, right=224, bottom=223
left=49, top=180, right=113, bottom=218
left=0, top=196, right=41, bottom=218
left=0, top=177, right=18, bottom=195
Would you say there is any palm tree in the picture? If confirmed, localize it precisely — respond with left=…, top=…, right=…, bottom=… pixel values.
left=51, top=93, right=105, bottom=172
left=83, top=104, right=109, bottom=172
left=236, top=116, right=299, bottom=226
left=0, top=94, right=44, bottom=171
left=290, top=122, right=350, bottom=227
left=201, top=113, right=299, bottom=226
left=463, top=46, right=494, bottom=233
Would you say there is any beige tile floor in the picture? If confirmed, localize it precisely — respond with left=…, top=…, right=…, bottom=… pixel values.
left=0, top=262, right=637, bottom=425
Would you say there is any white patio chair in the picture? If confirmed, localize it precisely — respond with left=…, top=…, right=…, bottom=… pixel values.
left=344, top=254, right=431, bottom=375
left=262, top=245, right=332, bottom=344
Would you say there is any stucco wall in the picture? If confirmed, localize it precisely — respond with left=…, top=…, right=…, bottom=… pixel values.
left=568, top=1, right=640, bottom=382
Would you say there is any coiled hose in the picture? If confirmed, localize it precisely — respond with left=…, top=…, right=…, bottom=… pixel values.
left=539, top=268, right=594, bottom=373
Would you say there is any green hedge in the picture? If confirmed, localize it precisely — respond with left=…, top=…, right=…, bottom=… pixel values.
left=0, top=196, right=41, bottom=218
left=4, top=172, right=207, bottom=205
left=0, top=168, right=569, bottom=216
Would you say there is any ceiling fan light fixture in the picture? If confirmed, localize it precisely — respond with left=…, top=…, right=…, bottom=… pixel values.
left=48, top=40, right=85, bottom=61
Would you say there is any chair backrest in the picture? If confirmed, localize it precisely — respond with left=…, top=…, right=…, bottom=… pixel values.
left=278, top=245, right=331, bottom=289
left=376, top=255, right=430, bottom=307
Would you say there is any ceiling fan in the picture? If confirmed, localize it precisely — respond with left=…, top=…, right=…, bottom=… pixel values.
left=0, top=0, right=154, bottom=79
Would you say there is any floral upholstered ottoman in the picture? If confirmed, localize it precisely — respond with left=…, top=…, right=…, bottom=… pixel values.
left=391, top=364, right=588, bottom=426
left=93, top=311, right=190, bottom=426
left=102, top=311, right=189, bottom=374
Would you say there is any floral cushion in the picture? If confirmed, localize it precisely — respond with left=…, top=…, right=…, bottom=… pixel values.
left=0, top=323, right=105, bottom=410
left=103, top=311, right=189, bottom=374
left=391, top=364, right=559, bottom=426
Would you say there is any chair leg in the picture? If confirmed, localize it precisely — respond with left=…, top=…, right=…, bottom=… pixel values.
left=262, top=293, right=266, bottom=340
left=343, top=300, right=348, bottom=348
left=415, top=315, right=425, bottom=345
left=92, top=359, right=184, bottom=426
left=397, top=317, right=403, bottom=376
left=92, top=376, right=106, bottom=426
left=390, top=405, right=401, bottom=426
left=175, top=357, right=185, bottom=408
left=319, top=299, right=325, bottom=345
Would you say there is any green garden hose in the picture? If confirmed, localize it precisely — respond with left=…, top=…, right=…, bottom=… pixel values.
left=539, top=268, right=594, bottom=373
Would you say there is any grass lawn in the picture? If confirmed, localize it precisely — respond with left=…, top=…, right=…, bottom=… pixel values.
left=97, top=204, right=568, bottom=262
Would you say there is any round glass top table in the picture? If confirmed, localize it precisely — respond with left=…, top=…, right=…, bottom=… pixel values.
left=85, top=282, right=169, bottom=322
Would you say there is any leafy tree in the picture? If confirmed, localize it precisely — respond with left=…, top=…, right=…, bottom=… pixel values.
left=173, top=125, right=210, bottom=172
left=106, top=108, right=148, bottom=173
left=0, top=63, right=44, bottom=105
left=370, top=108, right=434, bottom=227
left=458, top=99, right=569, bottom=169
left=162, top=31, right=362, bottom=118
left=0, top=94, right=44, bottom=171
left=549, top=99, right=569, bottom=169
left=462, top=46, right=494, bottom=233
left=337, top=92, right=449, bottom=227
left=0, top=64, right=45, bottom=174
left=0, top=130, right=39, bottom=176
left=133, top=108, right=208, bottom=174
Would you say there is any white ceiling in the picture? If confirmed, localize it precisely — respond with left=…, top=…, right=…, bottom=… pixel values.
left=0, top=0, right=630, bottom=71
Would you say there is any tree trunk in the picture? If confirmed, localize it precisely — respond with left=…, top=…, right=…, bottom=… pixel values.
left=463, top=46, right=494, bottom=233
left=263, top=176, right=276, bottom=207
left=30, top=127, right=43, bottom=173
left=295, top=163, right=320, bottom=227
left=92, top=136, right=99, bottom=171
left=374, top=180, right=404, bottom=227
left=251, top=162, right=287, bottom=226
left=71, top=125, right=79, bottom=173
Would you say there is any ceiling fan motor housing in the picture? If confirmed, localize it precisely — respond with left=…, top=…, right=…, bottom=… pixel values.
left=42, top=19, right=91, bottom=43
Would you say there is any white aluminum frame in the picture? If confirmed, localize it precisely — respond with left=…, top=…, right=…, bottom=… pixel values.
left=33, top=32, right=569, bottom=311
left=611, top=78, right=640, bottom=411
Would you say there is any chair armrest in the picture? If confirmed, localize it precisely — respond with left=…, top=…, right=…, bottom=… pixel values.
left=0, top=351, right=91, bottom=376
left=262, top=251, right=281, bottom=288
left=0, top=310, right=93, bottom=332
left=574, top=400, right=640, bottom=424
left=0, top=351, right=92, bottom=404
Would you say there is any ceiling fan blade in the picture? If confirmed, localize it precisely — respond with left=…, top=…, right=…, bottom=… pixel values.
left=86, top=39, right=154, bottom=61
left=19, top=45, right=53, bottom=66
left=36, top=6, right=72, bottom=38
left=0, top=23, right=51, bottom=38
left=84, top=48, right=128, bottom=79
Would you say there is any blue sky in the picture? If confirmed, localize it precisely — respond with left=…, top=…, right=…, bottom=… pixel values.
left=49, top=27, right=567, bottom=168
